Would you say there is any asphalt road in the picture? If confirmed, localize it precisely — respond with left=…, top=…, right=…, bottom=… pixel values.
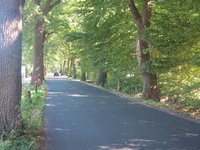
left=44, top=78, right=200, bottom=150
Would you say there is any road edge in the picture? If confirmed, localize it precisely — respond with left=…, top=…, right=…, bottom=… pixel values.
left=74, top=79, right=200, bottom=125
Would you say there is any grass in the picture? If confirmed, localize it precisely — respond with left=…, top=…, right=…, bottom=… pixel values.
left=124, top=92, right=200, bottom=120
left=0, top=86, right=45, bottom=150
left=105, top=66, right=200, bottom=120
left=86, top=77, right=200, bottom=120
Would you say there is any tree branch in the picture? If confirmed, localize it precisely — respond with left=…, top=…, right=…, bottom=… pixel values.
left=43, top=0, right=61, bottom=15
left=48, top=0, right=61, bottom=12
left=127, top=0, right=141, bottom=21
left=45, top=31, right=54, bottom=39
left=142, top=0, right=151, bottom=27
left=42, top=0, right=53, bottom=15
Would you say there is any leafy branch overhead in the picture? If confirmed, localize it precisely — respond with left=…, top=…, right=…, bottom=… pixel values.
left=22, top=0, right=200, bottom=117
left=65, top=32, right=91, bottom=42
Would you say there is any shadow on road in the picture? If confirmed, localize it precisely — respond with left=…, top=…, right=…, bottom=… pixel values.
left=44, top=79, right=200, bottom=150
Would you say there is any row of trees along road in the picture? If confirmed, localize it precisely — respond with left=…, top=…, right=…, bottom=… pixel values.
left=1, top=0, right=200, bottom=134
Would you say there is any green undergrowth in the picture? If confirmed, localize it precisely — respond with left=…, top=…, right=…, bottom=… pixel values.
left=104, top=65, right=200, bottom=120
left=158, top=66, right=200, bottom=119
left=132, top=94, right=200, bottom=120
left=86, top=69, right=200, bottom=120
left=0, top=86, right=45, bottom=150
left=114, top=87, right=200, bottom=120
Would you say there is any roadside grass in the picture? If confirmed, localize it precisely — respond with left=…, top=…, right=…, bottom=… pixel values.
left=112, top=87, right=200, bottom=120
left=131, top=94, right=200, bottom=120
left=105, top=66, right=200, bottom=120
left=85, top=76, right=200, bottom=120
left=0, top=86, right=45, bottom=150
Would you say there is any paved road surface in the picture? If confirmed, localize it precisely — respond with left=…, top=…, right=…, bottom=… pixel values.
left=44, top=78, right=200, bottom=150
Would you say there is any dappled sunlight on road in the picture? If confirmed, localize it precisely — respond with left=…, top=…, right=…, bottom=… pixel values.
left=44, top=79, right=200, bottom=150
left=67, top=93, right=88, bottom=97
left=99, top=146, right=136, bottom=150
left=48, top=91, right=89, bottom=97
left=98, top=138, right=156, bottom=150
left=53, top=128, right=70, bottom=132
left=47, top=91, right=113, bottom=99
left=46, top=103, right=56, bottom=107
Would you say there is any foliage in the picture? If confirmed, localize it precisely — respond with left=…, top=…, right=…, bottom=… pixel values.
left=69, top=0, right=200, bottom=116
left=0, top=131, right=35, bottom=150
left=22, top=0, right=36, bottom=75
left=21, top=87, right=45, bottom=131
left=22, top=0, right=200, bottom=117
left=145, top=0, right=200, bottom=73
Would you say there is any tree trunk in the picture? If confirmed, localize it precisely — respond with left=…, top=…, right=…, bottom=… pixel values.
left=136, top=39, right=159, bottom=100
left=128, top=0, right=160, bottom=101
left=69, top=57, right=73, bottom=77
left=66, top=58, right=70, bottom=76
left=72, top=58, right=77, bottom=79
left=0, top=0, right=23, bottom=134
left=97, top=67, right=107, bottom=87
left=31, top=18, right=45, bottom=85
left=81, top=71, right=86, bottom=81
left=60, top=60, right=66, bottom=76
left=142, top=72, right=159, bottom=99
left=31, top=0, right=61, bottom=85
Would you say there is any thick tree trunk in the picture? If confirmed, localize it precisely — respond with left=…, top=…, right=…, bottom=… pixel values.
left=31, top=0, right=61, bottom=85
left=97, top=67, right=107, bottom=87
left=136, top=39, right=160, bottom=100
left=81, top=71, right=86, bottom=81
left=31, top=18, right=45, bottom=85
left=0, top=0, right=23, bottom=134
left=128, top=0, right=160, bottom=101
left=142, top=72, right=159, bottom=100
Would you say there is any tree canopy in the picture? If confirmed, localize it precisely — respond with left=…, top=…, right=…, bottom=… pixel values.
left=22, top=0, right=200, bottom=115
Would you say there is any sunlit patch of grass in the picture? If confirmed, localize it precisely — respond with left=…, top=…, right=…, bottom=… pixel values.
left=158, top=65, right=200, bottom=119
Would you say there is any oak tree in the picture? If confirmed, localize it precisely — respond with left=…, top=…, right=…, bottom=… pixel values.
left=128, top=0, right=160, bottom=100
left=0, top=0, right=23, bottom=134
left=31, top=0, right=61, bottom=85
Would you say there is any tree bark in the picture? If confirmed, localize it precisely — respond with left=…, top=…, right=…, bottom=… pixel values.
left=0, top=0, right=23, bottom=134
left=31, top=18, right=45, bottom=85
left=69, top=57, right=73, bottom=77
left=97, top=67, right=107, bottom=87
left=81, top=71, right=86, bottom=81
left=128, top=0, right=160, bottom=100
left=31, top=0, right=61, bottom=84
left=60, top=60, right=66, bottom=76
left=66, top=58, right=70, bottom=76
left=72, top=58, right=77, bottom=79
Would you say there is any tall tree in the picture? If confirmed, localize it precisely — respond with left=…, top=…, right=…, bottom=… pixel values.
left=0, top=0, right=23, bottom=134
left=31, top=0, right=61, bottom=85
left=128, top=0, right=160, bottom=100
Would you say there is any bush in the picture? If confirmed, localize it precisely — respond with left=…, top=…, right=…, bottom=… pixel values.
left=107, top=73, right=142, bottom=94
left=0, top=131, right=35, bottom=150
